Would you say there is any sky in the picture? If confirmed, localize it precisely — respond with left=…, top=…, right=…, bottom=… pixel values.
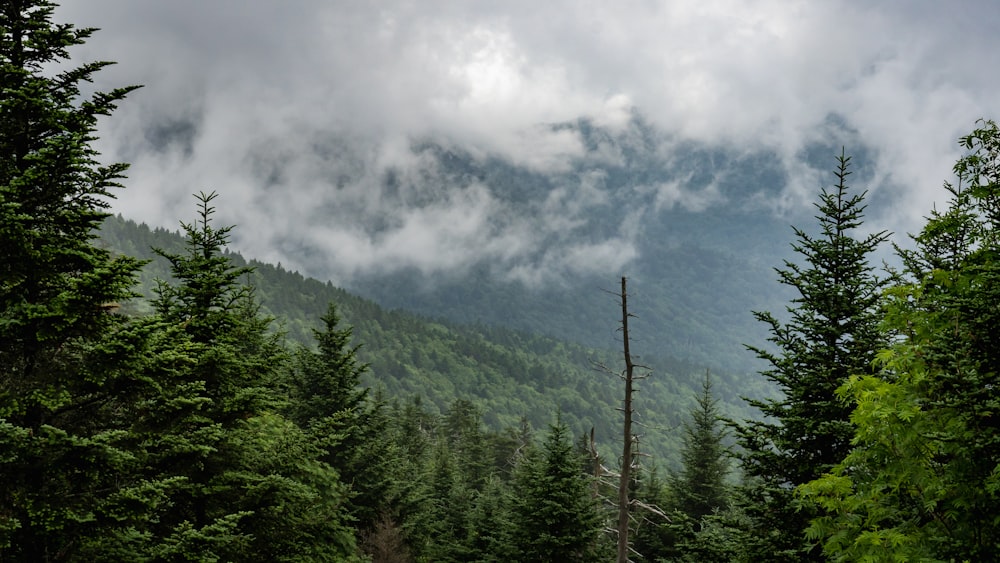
left=56, top=0, right=1000, bottom=285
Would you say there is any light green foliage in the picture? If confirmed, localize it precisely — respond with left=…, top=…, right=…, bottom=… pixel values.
left=800, top=120, right=1000, bottom=562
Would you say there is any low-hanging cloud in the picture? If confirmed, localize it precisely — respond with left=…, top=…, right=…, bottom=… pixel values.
left=57, top=0, right=1000, bottom=284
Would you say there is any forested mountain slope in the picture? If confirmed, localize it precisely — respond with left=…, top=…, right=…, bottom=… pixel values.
left=336, top=126, right=823, bottom=375
left=99, top=215, right=774, bottom=466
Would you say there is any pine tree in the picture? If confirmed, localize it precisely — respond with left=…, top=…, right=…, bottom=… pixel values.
left=801, top=119, right=1000, bottom=561
left=735, top=150, right=889, bottom=561
left=0, top=1, right=147, bottom=558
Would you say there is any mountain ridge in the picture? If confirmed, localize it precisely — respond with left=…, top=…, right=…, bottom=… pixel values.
left=98, top=214, right=776, bottom=467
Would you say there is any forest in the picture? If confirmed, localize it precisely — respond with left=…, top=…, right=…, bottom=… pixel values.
left=5, top=2, right=1000, bottom=561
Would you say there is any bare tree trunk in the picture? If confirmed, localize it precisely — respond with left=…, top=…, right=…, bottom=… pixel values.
left=617, top=276, right=634, bottom=563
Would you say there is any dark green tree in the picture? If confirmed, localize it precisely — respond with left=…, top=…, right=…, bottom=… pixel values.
left=420, top=441, right=476, bottom=562
left=285, top=302, right=395, bottom=537
left=0, top=1, right=147, bottom=558
left=138, top=192, right=358, bottom=561
left=672, top=371, right=730, bottom=522
left=510, top=418, right=605, bottom=562
left=466, top=473, right=514, bottom=562
left=287, top=303, right=369, bottom=424
left=632, top=374, right=735, bottom=563
left=801, top=119, right=1000, bottom=561
left=442, top=398, right=494, bottom=489
left=629, top=467, right=675, bottom=562
left=735, top=150, right=889, bottom=561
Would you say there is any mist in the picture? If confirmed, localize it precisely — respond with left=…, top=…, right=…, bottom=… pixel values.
left=57, top=0, right=1000, bottom=284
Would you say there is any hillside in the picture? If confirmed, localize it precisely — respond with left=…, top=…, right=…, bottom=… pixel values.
left=311, top=121, right=831, bottom=375
left=99, top=215, right=774, bottom=467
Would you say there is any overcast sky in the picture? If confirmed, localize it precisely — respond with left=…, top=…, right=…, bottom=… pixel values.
left=57, top=0, right=1000, bottom=284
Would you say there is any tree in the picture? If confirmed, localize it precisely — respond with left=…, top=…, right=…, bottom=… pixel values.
left=801, top=119, right=1000, bottom=562
left=616, top=276, right=641, bottom=563
left=465, top=473, right=514, bottom=562
left=629, top=467, right=675, bottom=562
left=0, top=1, right=147, bottom=558
left=138, top=192, right=358, bottom=561
left=510, top=418, right=605, bottom=561
left=672, top=371, right=729, bottom=522
left=735, top=150, right=889, bottom=561
left=286, top=302, right=394, bottom=536
left=287, top=303, right=369, bottom=426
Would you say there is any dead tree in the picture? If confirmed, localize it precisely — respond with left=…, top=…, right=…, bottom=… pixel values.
left=591, top=277, right=658, bottom=562
left=615, top=276, right=646, bottom=563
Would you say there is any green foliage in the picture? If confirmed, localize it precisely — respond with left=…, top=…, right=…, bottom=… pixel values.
left=99, top=214, right=773, bottom=468
left=0, top=1, right=149, bottom=558
left=630, top=377, right=740, bottom=562
left=510, top=418, right=606, bottom=562
left=671, top=372, right=730, bottom=522
left=735, top=150, right=889, bottom=561
left=800, top=119, right=1000, bottom=562
left=285, top=302, right=394, bottom=540
left=125, top=192, right=359, bottom=561
left=0, top=3, right=786, bottom=561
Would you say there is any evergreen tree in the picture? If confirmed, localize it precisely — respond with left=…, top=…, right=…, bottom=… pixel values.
left=735, top=151, right=889, bottom=561
left=137, top=192, right=358, bottom=561
left=629, top=467, right=675, bottom=562
left=287, top=303, right=369, bottom=424
left=801, top=119, right=1000, bottom=561
left=286, top=302, right=394, bottom=536
left=510, top=418, right=605, bottom=562
left=420, top=441, right=476, bottom=562
left=671, top=371, right=730, bottom=522
left=632, top=375, right=734, bottom=563
left=0, top=1, right=147, bottom=558
left=466, top=474, right=514, bottom=562
left=442, top=398, right=493, bottom=489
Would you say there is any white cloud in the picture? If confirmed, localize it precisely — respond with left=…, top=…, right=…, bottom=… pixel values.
left=56, top=0, right=1000, bottom=282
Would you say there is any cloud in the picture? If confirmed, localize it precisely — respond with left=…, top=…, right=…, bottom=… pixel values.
left=56, top=0, right=1000, bottom=283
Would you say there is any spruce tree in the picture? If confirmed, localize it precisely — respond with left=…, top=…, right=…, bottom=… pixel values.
left=139, top=192, right=358, bottom=561
left=735, top=151, right=888, bottom=561
left=286, top=303, right=393, bottom=544
left=672, top=371, right=729, bottom=522
left=0, top=1, right=146, bottom=558
left=510, top=418, right=605, bottom=561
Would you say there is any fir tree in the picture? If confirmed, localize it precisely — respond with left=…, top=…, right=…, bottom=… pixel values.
left=0, top=1, right=146, bottom=558
left=672, top=371, right=730, bottom=522
left=138, top=192, right=358, bottom=561
left=735, top=150, right=889, bottom=561
left=510, top=418, right=605, bottom=562
left=286, top=302, right=393, bottom=533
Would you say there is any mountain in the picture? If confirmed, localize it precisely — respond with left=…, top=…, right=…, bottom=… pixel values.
left=338, top=117, right=834, bottom=375
left=98, top=215, right=775, bottom=468
left=96, top=116, right=881, bottom=467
